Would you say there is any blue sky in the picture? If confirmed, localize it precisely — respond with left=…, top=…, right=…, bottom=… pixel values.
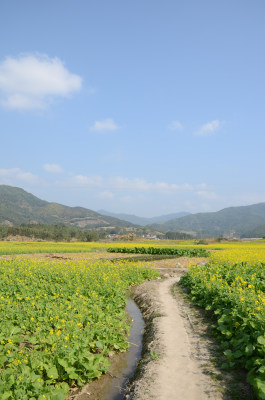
left=0, top=0, right=265, bottom=217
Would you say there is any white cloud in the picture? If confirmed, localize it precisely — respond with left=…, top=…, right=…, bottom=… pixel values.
left=0, top=168, right=39, bottom=184
left=194, top=120, right=222, bottom=136
left=196, top=183, right=207, bottom=190
left=0, top=54, right=82, bottom=110
left=71, top=175, right=103, bottom=186
left=196, top=190, right=217, bottom=200
left=99, top=191, right=114, bottom=199
left=115, top=178, right=192, bottom=193
left=90, top=118, right=120, bottom=132
left=43, top=164, right=64, bottom=173
left=64, top=174, right=203, bottom=195
left=168, top=120, right=183, bottom=131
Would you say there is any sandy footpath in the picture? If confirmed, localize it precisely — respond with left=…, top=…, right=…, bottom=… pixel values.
left=156, top=276, right=215, bottom=399
left=126, top=273, right=223, bottom=400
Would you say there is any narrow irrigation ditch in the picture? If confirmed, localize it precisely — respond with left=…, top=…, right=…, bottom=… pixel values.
left=74, top=299, right=145, bottom=400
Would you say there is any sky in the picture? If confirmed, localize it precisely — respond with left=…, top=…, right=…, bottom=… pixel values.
left=0, top=0, right=265, bottom=217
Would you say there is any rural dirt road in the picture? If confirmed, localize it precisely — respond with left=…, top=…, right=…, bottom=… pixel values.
left=128, top=272, right=224, bottom=400
left=156, top=276, right=215, bottom=399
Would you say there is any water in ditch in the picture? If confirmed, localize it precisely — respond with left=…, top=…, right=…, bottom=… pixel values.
left=77, top=298, right=144, bottom=400
left=101, top=299, right=144, bottom=399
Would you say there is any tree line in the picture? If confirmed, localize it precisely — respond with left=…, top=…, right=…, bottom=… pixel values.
left=0, top=224, right=105, bottom=242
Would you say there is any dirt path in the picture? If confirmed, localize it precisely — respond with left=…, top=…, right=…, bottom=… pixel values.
left=155, top=277, right=219, bottom=399
left=127, top=271, right=225, bottom=400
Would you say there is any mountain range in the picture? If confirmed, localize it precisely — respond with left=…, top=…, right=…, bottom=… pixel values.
left=149, top=203, right=265, bottom=238
left=97, top=209, right=190, bottom=226
left=0, top=185, right=135, bottom=231
left=0, top=185, right=265, bottom=238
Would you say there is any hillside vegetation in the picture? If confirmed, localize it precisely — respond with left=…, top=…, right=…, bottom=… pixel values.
left=150, top=203, right=265, bottom=238
left=0, top=185, right=135, bottom=230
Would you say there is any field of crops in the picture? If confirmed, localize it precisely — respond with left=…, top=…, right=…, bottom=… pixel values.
left=0, top=242, right=103, bottom=256
left=0, top=257, right=158, bottom=399
left=2, top=239, right=265, bottom=399
left=1, top=239, right=265, bottom=260
left=107, top=246, right=209, bottom=257
left=0, top=240, right=210, bottom=256
left=180, top=240, right=265, bottom=399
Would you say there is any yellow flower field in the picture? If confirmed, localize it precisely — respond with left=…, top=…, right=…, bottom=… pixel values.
left=0, top=256, right=158, bottom=399
left=181, top=239, right=265, bottom=399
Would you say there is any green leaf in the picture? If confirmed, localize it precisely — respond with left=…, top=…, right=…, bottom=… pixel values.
left=58, top=358, right=69, bottom=369
left=1, top=392, right=12, bottom=400
left=258, top=336, right=265, bottom=345
left=10, top=326, right=21, bottom=335
left=0, top=355, right=7, bottom=367
left=245, top=344, right=254, bottom=355
left=96, top=341, right=103, bottom=349
left=224, top=349, right=233, bottom=357
left=47, top=366, right=59, bottom=379
left=255, top=379, right=265, bottom=399
left=51, top=390, right=68, bottom=400
left=69, top=371, right=79, bottom=380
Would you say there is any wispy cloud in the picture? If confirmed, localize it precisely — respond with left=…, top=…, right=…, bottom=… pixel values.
left=43, top=164, right=64, bottom=173
left=70, top=175, right=103, bottom=186
left=196, top=190, right=217, bottom=199
left=168, top=120, right=183, bottom=131
left=0, top=168, right=39, bottom=184
left=99, top=191, right=114, bottom=199
left=0, top=53, right=82, bottom=110
left=109, top=177, right=192, bottom=193
left=194, top=120, right=223, bottom=136
left=64, top=174, right=208, bottom=195
left=90, top=118, right=120, bottom=132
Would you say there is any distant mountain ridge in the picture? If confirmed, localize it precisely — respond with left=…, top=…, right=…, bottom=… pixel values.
left=149, top=203, right=265, bottom=238
left=1, top=185, right=265, bottom=238
left=0, top=185, right=135, bottom=230
left=98, top=209, right=191, bottom=226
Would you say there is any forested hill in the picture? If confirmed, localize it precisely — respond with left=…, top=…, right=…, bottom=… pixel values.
left=0, top=185, right=135, bottom=229
left=149, top=203, right=265, bottom=238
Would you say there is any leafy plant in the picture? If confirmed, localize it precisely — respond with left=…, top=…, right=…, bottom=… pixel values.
left=0, top=257, right=159, bottom=399
left=107, top=246, right=209, bottom=257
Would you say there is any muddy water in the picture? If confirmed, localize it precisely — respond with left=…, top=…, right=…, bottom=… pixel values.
left=100, top=299, right=144, bottom=399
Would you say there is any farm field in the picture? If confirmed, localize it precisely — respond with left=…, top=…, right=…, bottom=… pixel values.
left=180, top=240, right=265, bottom=399
left=1, top=239, right=265, bottom=399
left=0, top=253, right=159, bottom=400
left=0, top=240, right=211, bottom=256
left=1, top=239, right=265, bottom=262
